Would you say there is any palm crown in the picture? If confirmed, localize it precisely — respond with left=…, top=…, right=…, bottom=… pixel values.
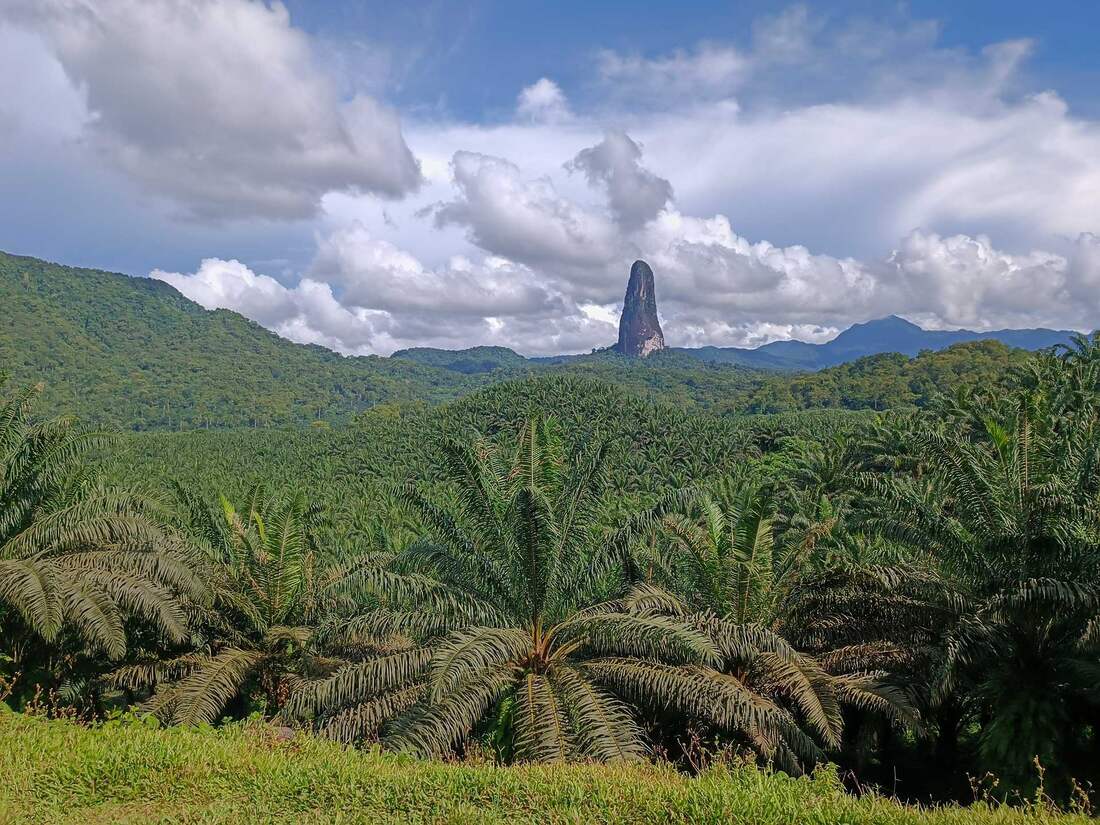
left=290, top=418, right=721, bottom=761
left=0, top=379, right=199, bottom=673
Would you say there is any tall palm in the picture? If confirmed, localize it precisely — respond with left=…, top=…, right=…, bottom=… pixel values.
left=0, top=379, right=199, bottom=681
left=115, top=487, right=343, bottom=724
left=289, top=418, right=802, bottom=764
left=861, top=344, right=1100, bottom=790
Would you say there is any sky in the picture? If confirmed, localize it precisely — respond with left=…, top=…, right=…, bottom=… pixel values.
left=1, top=1, right=1099, bottom=356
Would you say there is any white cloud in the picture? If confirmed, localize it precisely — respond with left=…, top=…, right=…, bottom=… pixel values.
left=9, top=3, right=1100, bottom=357
left=150, top=230, right=617, bottom=357
left=151, top=258, right=391, bottom=353
left=888, top=232, right=1076, bottom=330
left=298, top=107, right=1100, bottom=353
left=430, top=151, right=623, bottom=275
left=311, top=223, right=562, bottom=319
left=2, top=0, right=421, bottom=220
left=516, top=78, right=571, bottom=123
left=597, top=43, right=749, bottom=103
left=566, top=131, right=673, bottom=230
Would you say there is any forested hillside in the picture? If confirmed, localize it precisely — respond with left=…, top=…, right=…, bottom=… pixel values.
left=4, top=338, right=1100, bottom=810
left=104, top=375, right=867, bottom=550
left=736, top=340, right=1029, bottom=413
left=1, top=251, right=1042, bottom=429
left=0, top=251, right=482, bottom=428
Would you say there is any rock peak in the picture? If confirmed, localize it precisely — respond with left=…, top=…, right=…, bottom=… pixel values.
left=615, top=259, right=665, bottom=358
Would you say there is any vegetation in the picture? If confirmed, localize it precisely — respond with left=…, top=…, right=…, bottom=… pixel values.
left=1, top=711, right=1091, bottom=825
left=0, top=379, right=202, bottom=700
left=0, top=251, right=484, bottom=429
left=735, top=341, right=1028, bottom=413
left=2, top=251, right=1031, bottom=429
left=3, top=253, right=1099, bottom=815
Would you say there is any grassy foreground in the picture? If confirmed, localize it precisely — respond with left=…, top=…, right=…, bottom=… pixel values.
left=0, top=710, right=1089, bottom=825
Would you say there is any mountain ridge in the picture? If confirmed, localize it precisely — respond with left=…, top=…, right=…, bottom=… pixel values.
left=0, top=249, right=1084, bottom=428
left=394, top=313, right=1083, bottom=373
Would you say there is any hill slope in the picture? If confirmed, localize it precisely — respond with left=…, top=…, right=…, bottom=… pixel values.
left=0, top=251, right=486, bottom=428
left=0, top=252, right=761, bottom=427
left=396, top=315, right=1080, bottom=372
left=0, top=251, right=1055, bottom=429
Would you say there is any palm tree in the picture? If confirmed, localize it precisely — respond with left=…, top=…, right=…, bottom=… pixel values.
left=0, top=379, right=200, bottom=695
left=634, top=476, right=912, bottom=772
left=289, top=418, right=801, bottom=764
left=114, top=486, right=345, bottom=724
left=861, top=340, right=1100, bottom=791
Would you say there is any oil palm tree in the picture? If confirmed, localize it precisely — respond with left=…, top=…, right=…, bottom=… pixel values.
left=0, top=379, right=200, bottom=681
left=288, top=418, right=807, bottom=764
left=861, top=343, right=1100, bottom=791
left=114, top=486, right=345, bottom=724
left=634, top=476, right=912, bottom=772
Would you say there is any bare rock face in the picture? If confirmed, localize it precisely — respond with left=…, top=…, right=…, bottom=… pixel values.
left=614, top=260, right=665, bottom=358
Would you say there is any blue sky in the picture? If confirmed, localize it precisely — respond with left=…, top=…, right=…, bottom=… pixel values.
left=1, top=1, right=1098, bottom=355
left=284, top=1, right=1100, bottom=119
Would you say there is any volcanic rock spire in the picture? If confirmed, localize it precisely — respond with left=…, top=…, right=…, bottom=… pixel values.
left=615, top=260, right=666, bottom=357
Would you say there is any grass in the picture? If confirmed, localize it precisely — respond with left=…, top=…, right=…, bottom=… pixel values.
left=0, top=708, right=1090, bottom=825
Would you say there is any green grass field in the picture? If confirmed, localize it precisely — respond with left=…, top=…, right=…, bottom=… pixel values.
left=0, top=710, right=1089, bottom=825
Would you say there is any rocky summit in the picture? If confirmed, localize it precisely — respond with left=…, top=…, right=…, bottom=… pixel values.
left=615, top=259, right=666, bottom=358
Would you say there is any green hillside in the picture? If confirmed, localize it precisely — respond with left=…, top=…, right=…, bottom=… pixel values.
left=0, top=251, right=484, bottom=429
left=0, top=251, right=1036, bottom=429
left=0, top=252, right=765, bottom=428
left=734, top=340, right=1029, bottom=413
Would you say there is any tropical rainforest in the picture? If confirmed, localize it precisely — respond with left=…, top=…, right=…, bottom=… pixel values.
left=2, top=251, right=1099, bottom=820
left=3, top=337, right=1100, bottom=806
left=0, top=251, right=1030, bottom=427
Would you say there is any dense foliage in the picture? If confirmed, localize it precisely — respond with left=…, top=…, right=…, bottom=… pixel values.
left=2, top=251, right=1031, bottom=429
left=0, top=251, right=484, bottom=428
left=3, top=286, right=1099, bottom=808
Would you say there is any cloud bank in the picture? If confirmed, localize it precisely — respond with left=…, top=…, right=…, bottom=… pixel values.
left=3, top=2, right=1099, bottom=355
left=3, top=0, right=421, bottom=220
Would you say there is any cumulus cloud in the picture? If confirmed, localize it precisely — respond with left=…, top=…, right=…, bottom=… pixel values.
left=151, top=229, right=616, bottom=356
left=2, top=0, right=421, bottom=220
left=311, top=223, right=562, bottom=319
left=430, top=151, right=623, bottom=275
left=151, top=258, right=391, bottom=353
left=566, top=131, right=673, bottom=230
left=318, top=93, right=1100, bottom=353
left=641, top=218, right=1100, bottom=340
left=9, top=2, right=1100, bottom=356
left=516, top=78, right=571, bottom=123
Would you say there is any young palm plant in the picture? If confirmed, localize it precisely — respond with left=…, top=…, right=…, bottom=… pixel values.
left=0, top=379, right=200, bottom=698
left=288, top=418, right=788, bottom=764
left=114, top=487, right=345, bottom=724
left=860, top=343, right=1100, bottom=791
left=635, top=476, right=912, bottom=772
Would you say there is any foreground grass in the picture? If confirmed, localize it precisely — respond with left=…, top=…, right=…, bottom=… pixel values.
left=0, top=709, right=1089, bottom=825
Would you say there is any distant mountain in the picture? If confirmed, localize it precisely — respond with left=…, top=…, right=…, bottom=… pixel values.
left=0, top=251, right=757, bottom=428
left=0, top=251, right=484, bottom=428
left=388, top=264, right=1081, bottom=373
left=392, top=315, right=1082, bottom=375
left=1, top=249, right=1083, bottom=429
left=674, top=315, right=1081, bottom=370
